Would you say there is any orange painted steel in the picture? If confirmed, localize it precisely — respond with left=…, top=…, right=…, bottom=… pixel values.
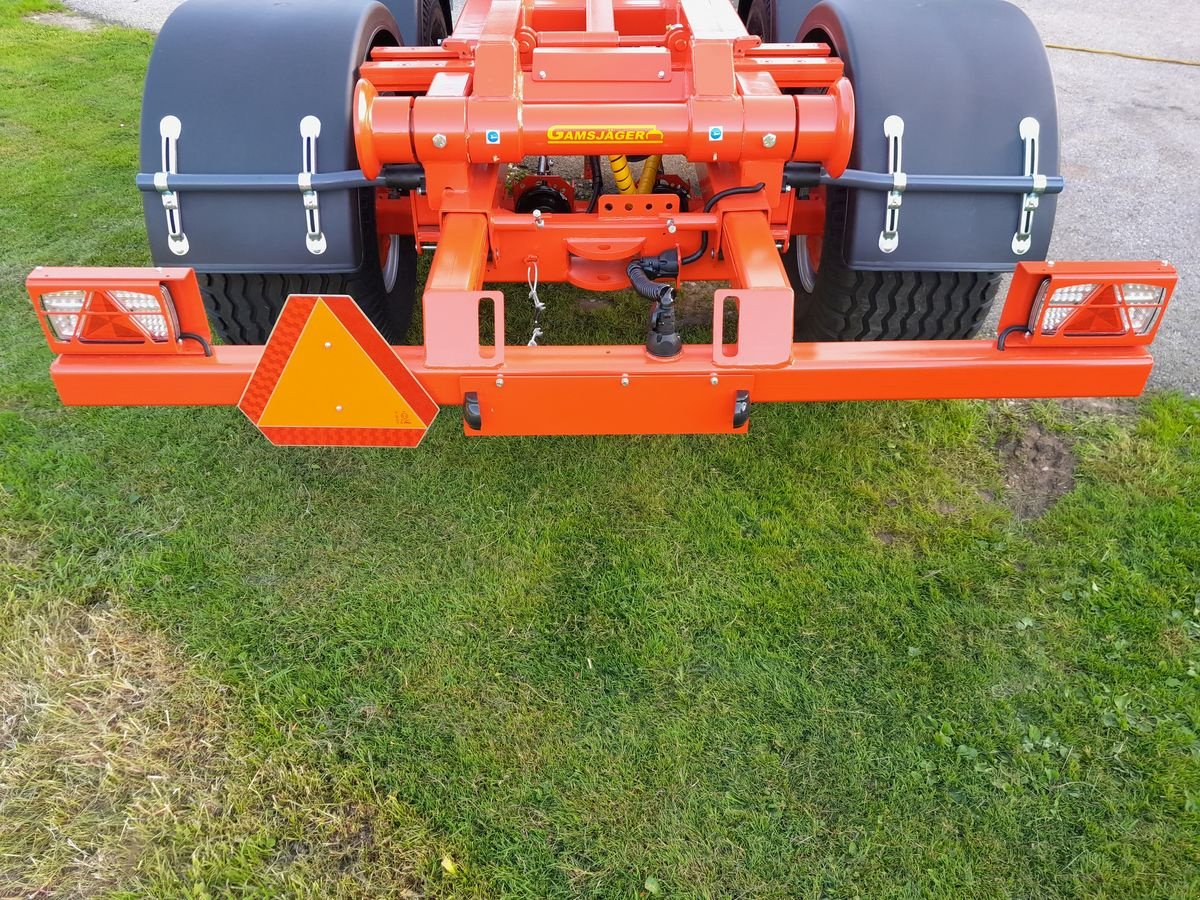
left=352, top=0, right=854, bottom=184
left=46, top=338, right=1157, bottom=422
left=23, top=0, right=1181, bottom=441
left=37, top=262, right=1174, bottom=438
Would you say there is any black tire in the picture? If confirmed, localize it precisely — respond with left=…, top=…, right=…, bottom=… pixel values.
left=787, top=187, right=1001, bottom=341
left=739, top=0, right=773, bottom=41
left=199, top=203, right=417, bottom=344
left=419, top=0, right=449, bottom=44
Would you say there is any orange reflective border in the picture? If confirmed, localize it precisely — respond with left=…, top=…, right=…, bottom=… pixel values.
left=237, top=295, right=438, bottom=447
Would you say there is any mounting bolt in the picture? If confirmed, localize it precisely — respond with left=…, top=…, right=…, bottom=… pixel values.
left=666, top=218, right=677, bottom=234
left=324, top=341, right=332, bottom=349
left=657, top=70, right=666, bottom=79
left=335, top=405, right=344, bottom=412
left=621, top=375, right=630, bottom=387
left=496, top=376, right=504, bottom=387
left=432, top=133, right=448, bottom=149
left=1047, top=260, right=1055, bottom=267
left=532, top=209, right=544, bottom=228
left=538, top=70, right=547, bottom=79
left=762, top=132, right=777, bottom=149
left=710, top=374, right=719, bottom=386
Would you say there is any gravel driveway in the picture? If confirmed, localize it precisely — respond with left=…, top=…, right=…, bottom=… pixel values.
left=59, top=0, right=1198, bottom=394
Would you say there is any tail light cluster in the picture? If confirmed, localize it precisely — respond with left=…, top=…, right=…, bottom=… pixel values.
left=27, top=268, right=212, bottom=356
left=1000, top=261, right=1176, bottom=348
left=1031, top=281, right=1168, bottom=338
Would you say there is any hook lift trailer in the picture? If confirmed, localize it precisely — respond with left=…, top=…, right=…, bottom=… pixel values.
left=27, top=0, right=1177, bottom=444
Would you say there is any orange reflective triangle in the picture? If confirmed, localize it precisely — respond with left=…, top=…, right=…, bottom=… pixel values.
left=239, top=295, right=438, bottom=447
left=258, top=301, right=425, bottom=429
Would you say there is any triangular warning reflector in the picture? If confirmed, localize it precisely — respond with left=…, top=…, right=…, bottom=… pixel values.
left=80, top=292, right=149, bottom=343
left=239, top=295, right=438, bottom=447
left=1063, top=285, right=1126, bottom=336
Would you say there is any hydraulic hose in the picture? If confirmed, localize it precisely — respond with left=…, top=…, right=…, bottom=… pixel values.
left=680, top=182, right=767, bottom=266
left=608, top=154, right=637, bottom=194
left=637, top=155, right=662, bottom=194
left=586, top=155, right=603, bottom=214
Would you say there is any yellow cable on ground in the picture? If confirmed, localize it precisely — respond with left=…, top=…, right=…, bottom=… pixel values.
left=608, top=154, right=637, bottom=194
left=637, top=155, right=662, bottom=194
left=1044, top=43, right=1199, bottom=67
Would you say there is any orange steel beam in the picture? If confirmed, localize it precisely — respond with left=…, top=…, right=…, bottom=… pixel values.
left=47, top=342, right=1154, bottom=409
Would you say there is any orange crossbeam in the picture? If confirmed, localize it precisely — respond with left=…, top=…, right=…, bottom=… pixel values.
left=48, top=340, right=1153, bottom=407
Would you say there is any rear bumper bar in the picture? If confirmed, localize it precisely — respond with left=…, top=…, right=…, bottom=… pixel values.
left=29, top=259, right=1174, bottom=437
left=49, top=340, right=1154, bottom=434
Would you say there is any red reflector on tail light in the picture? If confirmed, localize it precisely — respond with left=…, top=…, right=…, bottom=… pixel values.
left=26, top=267, right=212, bottom=356
left=997, top=261, right=1176, bottom=348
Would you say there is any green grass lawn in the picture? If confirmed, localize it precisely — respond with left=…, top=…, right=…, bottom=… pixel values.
left=2, top=3, right=1199, bottom=896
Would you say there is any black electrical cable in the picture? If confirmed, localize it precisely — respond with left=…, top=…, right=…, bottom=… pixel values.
left=626, top=260, right=674, bottom=304
left=179, top=331, right=214, bottom=357
left=680, top=182, right=767, bottom=266
left=586, top=156, right=604, bottom=214
left=996, top=324, right=1031, bottom=351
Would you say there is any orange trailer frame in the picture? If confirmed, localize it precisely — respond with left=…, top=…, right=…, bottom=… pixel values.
left=25, top=0, right=1180, bottom=441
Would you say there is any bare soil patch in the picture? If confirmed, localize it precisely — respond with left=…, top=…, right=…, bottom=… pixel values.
left=997, top=420, right=1077, bottom=520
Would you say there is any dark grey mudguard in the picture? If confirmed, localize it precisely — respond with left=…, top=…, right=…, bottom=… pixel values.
left=139, top=0, right=400, bottom=273
left=792, top=0, right=1059, bottom=271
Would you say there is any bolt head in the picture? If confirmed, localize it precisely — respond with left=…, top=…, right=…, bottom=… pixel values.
left=324, top=341, right=332, bottom=349
left=335, top=404, right=343, bottom=412
left=667, top=219, right=677, bottom=234
left=621, top=375, right=630, bottom=387
left=432, top=133, right=448, bottom=149
left=657, top=70, right=666, bottom=79
left=710, top=374, right=719, bottom=386
left=495, top=376, right=504, bottom=387
left=762, top=132, right=777, bottom=149
left=538, top=70, right=547, bottom=79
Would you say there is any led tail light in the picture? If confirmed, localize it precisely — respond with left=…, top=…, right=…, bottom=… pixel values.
left=27, top=268, right=212, bottom=356
left=998, top=261, right=1176, bottom=348
left=39, top=290, right=87, bottom=340
left=1117, top=283, right=1166, bottom=334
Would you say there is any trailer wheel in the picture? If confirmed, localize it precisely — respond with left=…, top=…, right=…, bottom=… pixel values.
left=419, top=0, right=449, bottom=44
left=787, top=188, right=1001, bottom=341
left=199, top=194, right=417, bottom=345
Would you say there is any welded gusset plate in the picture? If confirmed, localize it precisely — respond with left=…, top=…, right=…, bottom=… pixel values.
left=459, top=373, right=755, bottom=436
left=238, top=294, right=438, bottom=447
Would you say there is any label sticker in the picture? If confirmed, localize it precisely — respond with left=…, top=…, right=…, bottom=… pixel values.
left=546, top=125, right=665, bottom=146
left=485, top=129, right=501, bottom=145
left=708, top=126, right=724, bottom=142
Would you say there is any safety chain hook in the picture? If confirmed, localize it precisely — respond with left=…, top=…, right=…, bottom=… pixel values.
left=526, top=257, right=545, bottom=346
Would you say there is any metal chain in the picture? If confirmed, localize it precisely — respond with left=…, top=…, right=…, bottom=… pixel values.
left=527, top=258, right=545, bottom=346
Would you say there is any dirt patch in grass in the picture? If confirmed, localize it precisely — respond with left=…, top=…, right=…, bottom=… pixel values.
left=24, top=12, right=95, bottom=31
left=997, top=420, right=1077, bottom=520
